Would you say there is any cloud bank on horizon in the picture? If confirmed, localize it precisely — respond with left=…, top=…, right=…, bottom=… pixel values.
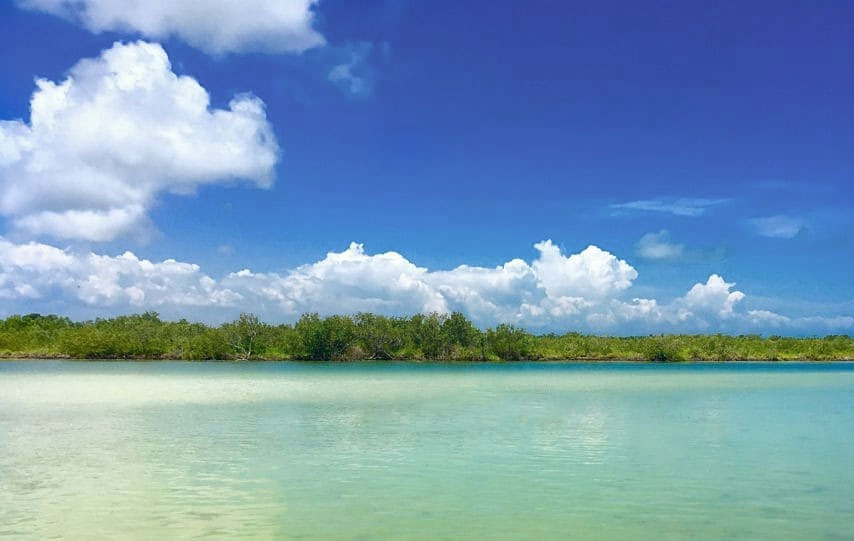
left=0, top=235, right=850, bottom=333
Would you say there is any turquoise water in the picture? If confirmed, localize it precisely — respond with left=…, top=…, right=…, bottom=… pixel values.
left=1, top=362, right=853, bottom=539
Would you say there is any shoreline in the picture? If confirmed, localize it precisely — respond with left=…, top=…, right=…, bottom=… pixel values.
left=2, top=353, right=853, bottom=363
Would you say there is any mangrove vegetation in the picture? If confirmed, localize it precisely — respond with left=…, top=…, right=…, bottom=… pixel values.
left=1, top=312, right=852, bottom=362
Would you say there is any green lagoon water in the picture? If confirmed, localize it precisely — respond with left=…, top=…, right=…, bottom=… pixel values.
left=1, top=362, right=853, bottom=540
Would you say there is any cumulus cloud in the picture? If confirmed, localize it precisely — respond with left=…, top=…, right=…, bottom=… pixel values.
left=611, top=197, right=728, bottom=217
left=1, top=237, right=850, bottom=334
left=222, top=242, right=450, bottom=317
left=16, top=0, right=325, bottom=55
left=678, top=274, right=746, bottom=320
left=597, top=276, right=746, bottom=330
left=635, top=230, right=684, bottom=260
left=0, top=236, right=242, bottom=307
left=749, top=215, right=805, bottom=239
left=531, top=241, right=637, bottom=298
left=0, top=41, right=279, bottom=242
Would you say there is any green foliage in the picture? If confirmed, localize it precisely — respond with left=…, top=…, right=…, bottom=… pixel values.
left=1, top=312, right=852, bottom=361
left=57, top=312, right=171, bottom=358
left=185, top=326, right=231, bottom=360
left=354, top=313, right=404, bottom=360
left=295, top=313, right=356, bottom=360
left=643, top=335, right=685, bottom=362
left=222, top=312, right=267, bottom=360
left=486, top=324, right=531, bottom=361
left=407, top=313, right=445, bottom=359
left=0, top=313, right=72, bottom=354
left=442, top=311, right=478, bottom=348
left=265, top=324, right=300, bottom=359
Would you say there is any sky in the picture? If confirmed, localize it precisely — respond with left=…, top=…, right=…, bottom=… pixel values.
left=0, top=0, right=852, bottom=334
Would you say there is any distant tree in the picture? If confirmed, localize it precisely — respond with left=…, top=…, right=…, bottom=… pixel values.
left=322, top=315, right=357, bottom=360
left=442, top=311, right=477, bottom=348
left=266, top=324, right=301, bottom=359
left=224, top=313, right=264, bottom=360
left=486, top=324, right=530, bottom=361
left=187, top=327, right=231, bottom=360
left=295, top=313, right=324, bottom=359
left=643, top=335, right=684, bottom=362
left=408, top=313, right=445, bottom=359
left=355, top=313, right=403, bottom=360
left=296, top=313, right=356, bottom=360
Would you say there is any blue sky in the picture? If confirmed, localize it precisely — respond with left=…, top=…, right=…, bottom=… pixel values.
left=0, top=0, right=852, bottom=334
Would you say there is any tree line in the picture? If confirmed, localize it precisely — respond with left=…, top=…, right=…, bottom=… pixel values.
left=0, top=312, right=852, bottom=361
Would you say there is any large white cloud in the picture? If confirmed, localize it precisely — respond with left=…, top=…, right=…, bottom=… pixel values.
left=215, top=241, right=641, bottom=327
left=16, top=0, right=325, bottom=55
left=1, top=236, right=850, bottom=333
left=679, top=274, right=746, bottom=319
left=0, top=41, right=279, bottom=241
left=221, top=243, right=450, bottom=317
left=531, top=241, right=637, bottom=298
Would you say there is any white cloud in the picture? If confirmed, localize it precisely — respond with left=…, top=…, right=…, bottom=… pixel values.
left=0, top=236, right=242, bottom=306
left=222, top=242, right=450, bottom=317
left=599, top=276, right=746, bottom=331
left=612, top=197, right=728, bottom=216
left=678, top=274, right=746, bottom=320
left=0, top=41, right=279, bottom=242
left=16, top=0, right=325, bottom=55
left=531, top=241, right=637, bottom=298
left=747, top=309, right=791, bottom=327
left=1, top=236, right=849, bottom=334
left=220, top=241, right=639, bottom=326
left=749, top=215, right=805, bottom=239
left=635, top=230, right=684, bottom=260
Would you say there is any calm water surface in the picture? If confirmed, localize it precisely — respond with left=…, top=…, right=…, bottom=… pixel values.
left=1, top=361, right=853, bottom=540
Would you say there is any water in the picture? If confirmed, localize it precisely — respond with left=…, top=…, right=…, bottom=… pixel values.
left=1, top=361, right=853, bottom=540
